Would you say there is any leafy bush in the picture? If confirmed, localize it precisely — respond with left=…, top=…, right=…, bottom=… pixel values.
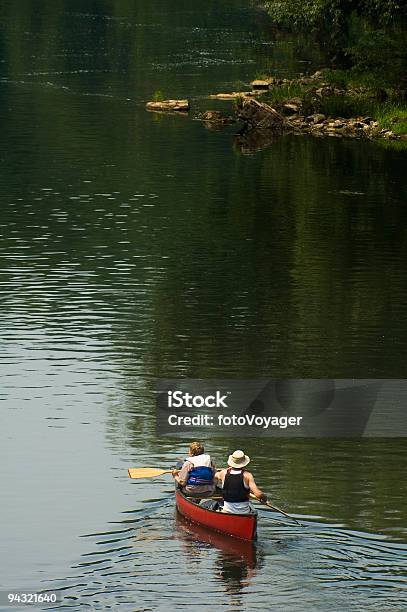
left=347, top=27, right=407, bottom=94
left=264, top=1, right=407, bottom=93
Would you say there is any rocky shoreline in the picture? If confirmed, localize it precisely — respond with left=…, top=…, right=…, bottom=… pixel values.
left=235, top=97, right=397, bottom=141
left=146, top=70, right=406, bottom=144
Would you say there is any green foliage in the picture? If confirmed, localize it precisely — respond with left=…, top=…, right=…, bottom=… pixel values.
left=376, top=107, right=407, bottom=134
left=375, top=136, right=407, bottom=150
left=233, top=79, right=248, bottom=90
left=265, top=0, right=404, bottom=29
left=261, top=74, right=407, bottom=138
left=317, top=95, right=407, bottom=137
left=323, top=68, right=385, bottom=90
left=152, top=90, right=165, bottom=102
left=265, top=82, right=309, bottom=102
left=264, top=1, right=407, bottom=93
left=322, top=69, right=349, bottom=88
left=347, top=27, right=407, bottom=92
left=264, top=0, right=350, bottom=35
left=318, top=94, right=371, bottom=118
left=234, top=94, right=245, bottom=110
left=254, top=70, right=270, bottom=80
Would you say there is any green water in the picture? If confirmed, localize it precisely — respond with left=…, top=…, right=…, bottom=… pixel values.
left=0, top=1, right=406, bottom=610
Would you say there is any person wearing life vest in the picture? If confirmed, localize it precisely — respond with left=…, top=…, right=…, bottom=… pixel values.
left=215, top=449, right=267, bottom=514
left=172, top=441, right=215, bottom=497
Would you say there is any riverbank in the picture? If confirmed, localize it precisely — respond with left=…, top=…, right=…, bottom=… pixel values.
left=256, top=0, right=406, bottom=147
left=257, top=69, right=407, bottom=137
left=205, top=69, right=407, bottom=147
left=148, top=70, right=406, bottom=150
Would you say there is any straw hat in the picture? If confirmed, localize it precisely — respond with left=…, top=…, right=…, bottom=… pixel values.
left=227, top=449, right=250, bottom=469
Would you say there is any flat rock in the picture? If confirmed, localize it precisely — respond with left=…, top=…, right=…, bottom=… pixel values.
left=146, top=99, right=189, bottom=112
left=209, top=92, right=248, bottom=100
left=251, top=80, right=270, bottom=90
left=283, top=103, right=300, bottom=114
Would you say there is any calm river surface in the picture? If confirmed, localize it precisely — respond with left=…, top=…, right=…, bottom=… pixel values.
left=0, top=1, right=406, bottom=610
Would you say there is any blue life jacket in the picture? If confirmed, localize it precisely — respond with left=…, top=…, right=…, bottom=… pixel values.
left=185, top=454, right=214, bottom=486
left=187, top=466, right=214, bottom=486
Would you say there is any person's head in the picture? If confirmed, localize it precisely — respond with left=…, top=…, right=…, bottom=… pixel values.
left=189, top=441, right=205, bottom=456
left=227, top=449, right=250, bottom=469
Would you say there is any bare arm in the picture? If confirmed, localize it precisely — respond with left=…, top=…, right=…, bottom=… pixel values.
left=172, top=462, right=190, bottom=486
left=214, top=469, right=226, bottom=487
left=245, top=472, right=267, bottom=502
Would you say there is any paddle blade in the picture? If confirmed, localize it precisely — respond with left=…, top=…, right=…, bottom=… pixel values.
left=128, top=467, right=172, bottom=479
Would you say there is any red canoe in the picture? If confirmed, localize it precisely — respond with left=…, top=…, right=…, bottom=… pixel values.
left=176, top=513, right=257, bottom=566
left=175, top=489, right=257, bottom=541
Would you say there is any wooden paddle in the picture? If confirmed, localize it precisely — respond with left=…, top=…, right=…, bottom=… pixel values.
left=128, top=467, right=175, bottom=479
left=250, top=494, right=303, bottom=527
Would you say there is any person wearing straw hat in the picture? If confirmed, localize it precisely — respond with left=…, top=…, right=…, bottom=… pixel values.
left=215, top=450, right=267, bottom=514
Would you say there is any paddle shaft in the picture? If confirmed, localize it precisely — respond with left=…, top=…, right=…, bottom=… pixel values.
left=250, top=494, right=303, bottom=526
